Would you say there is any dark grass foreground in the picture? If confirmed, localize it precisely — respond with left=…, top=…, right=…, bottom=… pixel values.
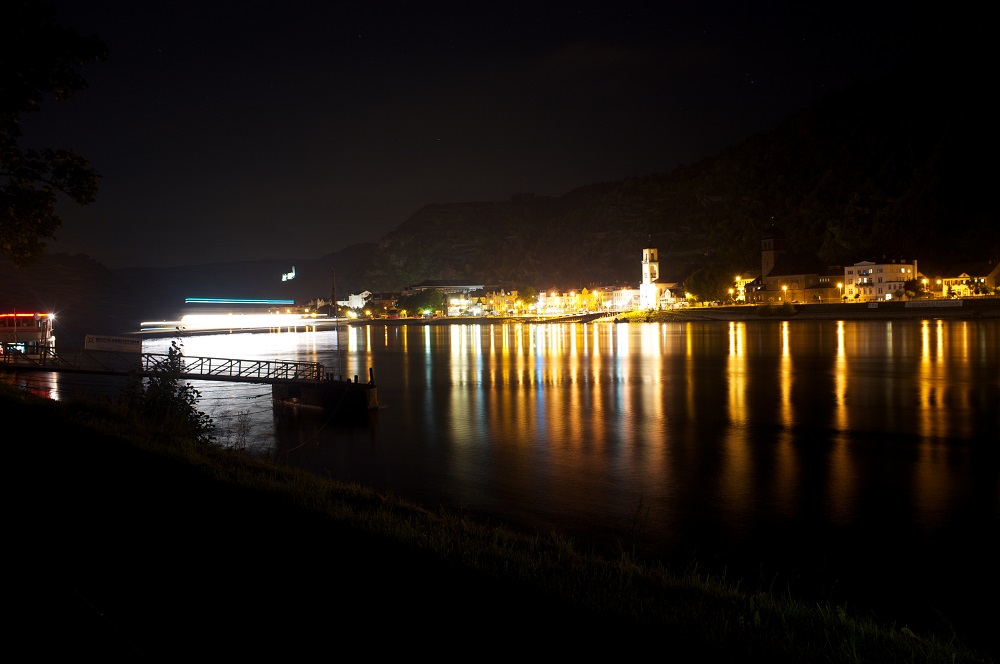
left=5, top=383, right=992, bottom=662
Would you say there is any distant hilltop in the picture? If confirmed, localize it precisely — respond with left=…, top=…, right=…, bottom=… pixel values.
left=359, top=57, right=994, bottom=293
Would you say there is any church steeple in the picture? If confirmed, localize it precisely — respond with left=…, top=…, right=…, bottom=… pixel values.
left=641, top=247, right=659, bottom=284
left=761, top=225, right=787, bottom=278
left=640, top=247, right=660, bottom=309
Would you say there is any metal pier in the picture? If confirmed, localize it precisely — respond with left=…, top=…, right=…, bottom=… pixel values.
left=1, top=347, right=326, bottom=385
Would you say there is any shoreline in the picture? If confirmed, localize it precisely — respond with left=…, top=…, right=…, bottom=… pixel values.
left=356, top=298, right=1000, bottom=326
left=657, top=297, right=1000, bottom=321
left=129, top=298, right=1000, bottom=339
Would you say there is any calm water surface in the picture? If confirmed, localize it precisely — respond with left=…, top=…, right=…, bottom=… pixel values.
left=26, top=318, right=1000, bottom=646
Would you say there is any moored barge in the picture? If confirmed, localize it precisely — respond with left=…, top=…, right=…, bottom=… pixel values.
left=272, top=367, right=378, bottom=420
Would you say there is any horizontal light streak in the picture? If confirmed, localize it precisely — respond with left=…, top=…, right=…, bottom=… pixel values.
left=184, top=297, right=295, bottom=305
left=141, top=313, right=327, bottom=331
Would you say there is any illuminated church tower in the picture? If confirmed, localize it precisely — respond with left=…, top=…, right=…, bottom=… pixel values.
left=639, top=247, right=660, bottom=309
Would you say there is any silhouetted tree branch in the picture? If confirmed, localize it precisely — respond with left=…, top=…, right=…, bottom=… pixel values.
left=1, top=0, right=107, bottom=266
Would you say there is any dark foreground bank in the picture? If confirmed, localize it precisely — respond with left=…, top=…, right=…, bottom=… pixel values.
left=7, top=384, right=993, bottom=662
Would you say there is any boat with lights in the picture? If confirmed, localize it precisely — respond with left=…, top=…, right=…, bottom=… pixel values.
left=0, top=311, right=55, bottom=356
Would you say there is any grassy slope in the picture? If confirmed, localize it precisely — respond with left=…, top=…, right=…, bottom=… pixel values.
left=6, top=382, right=992, bottom=662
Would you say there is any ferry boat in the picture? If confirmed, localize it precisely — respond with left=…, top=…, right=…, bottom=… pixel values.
left=0, top=312, right=55, bottom=356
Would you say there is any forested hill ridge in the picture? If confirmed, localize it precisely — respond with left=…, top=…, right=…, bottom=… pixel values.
left=360, top=53, right=996, bottom=293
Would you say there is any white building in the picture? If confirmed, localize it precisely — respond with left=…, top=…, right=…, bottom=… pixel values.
left=936, top=261, right=1000, bottom=297
left=639, top=247, right=659, bottom=309
left=844, top=259, right=917, bottom=302
left=638, top=247, right=672, bottom=309
left=608, top=287, right=639, bottom=312
left=347, top=290, right=372, bottom=310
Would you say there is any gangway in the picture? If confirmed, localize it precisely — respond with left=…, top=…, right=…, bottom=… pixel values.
left=1, top=347, right=326, bottom=384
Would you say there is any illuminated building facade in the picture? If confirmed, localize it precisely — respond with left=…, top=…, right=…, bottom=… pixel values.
left=934, top=261, right=1000, bottom=297
left=639, top=247, right=672, bottom=309
left=844, top=259, right=917, bottom=302
left=758, top=225, right=842, bottom=303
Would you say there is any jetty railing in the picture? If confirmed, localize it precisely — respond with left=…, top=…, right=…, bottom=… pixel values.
left=1, top=346, right=325, bottom=384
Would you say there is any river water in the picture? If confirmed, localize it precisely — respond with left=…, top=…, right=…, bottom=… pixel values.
left=18, top=318, right=1000, bottom=650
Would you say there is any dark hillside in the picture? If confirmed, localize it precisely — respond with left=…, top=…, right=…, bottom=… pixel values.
left=2, top=253, right=143, bottom=346
left=360, top=53, right=996, bottom=292
left=5, top=44, right=993, bottom=313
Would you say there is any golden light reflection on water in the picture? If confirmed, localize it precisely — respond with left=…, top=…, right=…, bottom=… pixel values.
left=721, top=322, right=752, bottom=524
left=918, top=320, right=946, bottom=439
left=122, top=319, right=998, bottom=542
left=727, top=322, right=746, bottom=426
left=135, top=320, right=998, bottom=453
left=834, top=321, right=848, bottom=432
left=683, top=323, right=696, bottom=420
left=780, top=321, right=793, bottom=429
left=393, top=320, right=992, bottom=528
left=828, top=320, right=858, bottom=522
left=427, top=322, right=643, bottom=494
left=772, top=322, right=799, bottom=518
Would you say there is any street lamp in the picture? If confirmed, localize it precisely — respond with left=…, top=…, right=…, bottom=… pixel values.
left=781, top=285, right=787, bottom=301
left=837, top=282, right=843, bottom=300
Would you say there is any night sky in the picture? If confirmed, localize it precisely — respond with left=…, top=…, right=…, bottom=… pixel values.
left=25, top=1, right=923, bottom=269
